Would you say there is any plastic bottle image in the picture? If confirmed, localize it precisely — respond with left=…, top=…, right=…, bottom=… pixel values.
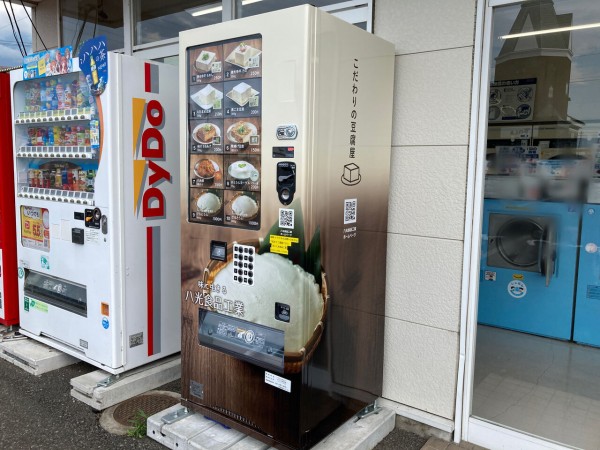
left=86, top=170, right=95, bottom=192
left=90, top=55, right=99, bottom=85
left=64, top=83, right=72, bottom=109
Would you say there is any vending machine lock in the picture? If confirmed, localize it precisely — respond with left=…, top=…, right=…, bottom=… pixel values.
left=276, top=162, right=296, bottom=205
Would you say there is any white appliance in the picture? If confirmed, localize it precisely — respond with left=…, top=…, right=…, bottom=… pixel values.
left=11, top=53, right=180, bottom=374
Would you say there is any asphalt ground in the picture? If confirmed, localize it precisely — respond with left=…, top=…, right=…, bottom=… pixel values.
left=0, top=355, right=425, bottom=449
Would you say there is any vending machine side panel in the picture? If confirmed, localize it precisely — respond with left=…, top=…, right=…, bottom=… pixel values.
left=120, top=54, right=181, bottom=370
left=311, top=9, right=395, bottom=399
left=0, top=72, right=19, bottom=326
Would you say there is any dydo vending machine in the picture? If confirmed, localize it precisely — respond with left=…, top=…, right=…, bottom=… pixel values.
left=11, top=52, right=180, bottom=373
left=180, top=6, right=394, bottom=448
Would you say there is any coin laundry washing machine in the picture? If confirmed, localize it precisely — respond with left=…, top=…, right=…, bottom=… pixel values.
left=573, top=179, right=600, bottom=346
left=478, top=199, right=580, bottom=340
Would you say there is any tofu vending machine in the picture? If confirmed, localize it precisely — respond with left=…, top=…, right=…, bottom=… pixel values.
left=180, top=6, right=394, bottom=448
left=11, top=51, right=180, bottom=373
left=0, top=71, right=19, bottom=327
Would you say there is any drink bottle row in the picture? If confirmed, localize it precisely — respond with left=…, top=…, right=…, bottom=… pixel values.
left=27, top=168, right=96, bottom=192
left=23, top=74, right=93, bottom=113
left=26, top=126, right=91, bottom=147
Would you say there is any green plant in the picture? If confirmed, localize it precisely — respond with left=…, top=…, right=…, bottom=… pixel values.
left=127, top=409, right=148, bottom=438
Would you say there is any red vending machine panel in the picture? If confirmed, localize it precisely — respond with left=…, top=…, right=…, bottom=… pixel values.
left=0, top=71, right=19, bottom=326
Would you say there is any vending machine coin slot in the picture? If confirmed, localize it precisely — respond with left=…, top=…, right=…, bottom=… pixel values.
left=276, top=162, right=296, bottom=205
left=84, top=208, right=101, bottom=229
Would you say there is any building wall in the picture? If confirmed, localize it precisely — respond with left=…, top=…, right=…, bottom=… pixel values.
left=374, top=0, right=477, bottom=420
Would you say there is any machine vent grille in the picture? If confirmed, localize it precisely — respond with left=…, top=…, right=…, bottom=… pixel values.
left=211, top=405, right=263, bottom=432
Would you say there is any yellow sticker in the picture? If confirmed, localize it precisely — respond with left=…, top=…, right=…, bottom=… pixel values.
left=513, top=274, right=524, bottom=280
left=269, top=235, right=299, bottom=255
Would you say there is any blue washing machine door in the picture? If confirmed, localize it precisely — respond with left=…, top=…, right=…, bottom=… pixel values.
left=479, top=199, right=580, bottom=340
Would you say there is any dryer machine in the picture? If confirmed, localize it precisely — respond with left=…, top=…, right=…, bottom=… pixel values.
left=478, top=199, right=580, bottom=339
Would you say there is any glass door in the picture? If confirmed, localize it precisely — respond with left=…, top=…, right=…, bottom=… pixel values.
left=468, top=0, right=600, bottom=448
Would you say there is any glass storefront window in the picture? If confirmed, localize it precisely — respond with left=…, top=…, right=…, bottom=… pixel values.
left=61, top=0, right=124, bottom=52
left=134, top=0, right=222, bottom=46
left=237, top=0, right=342, bottom=18
left=474, top=1, right=600, bottom=448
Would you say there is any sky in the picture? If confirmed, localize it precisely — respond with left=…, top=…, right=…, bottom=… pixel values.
left=0, top=3, right=32, bottom=68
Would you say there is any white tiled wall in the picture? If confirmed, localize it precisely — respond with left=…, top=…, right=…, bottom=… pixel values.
left=391, top=48, right=474, bottom=147
left=375, top=0, right=477, bottom=422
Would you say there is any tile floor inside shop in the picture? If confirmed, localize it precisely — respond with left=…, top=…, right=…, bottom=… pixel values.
left=473, top=325, right=600, bottom=449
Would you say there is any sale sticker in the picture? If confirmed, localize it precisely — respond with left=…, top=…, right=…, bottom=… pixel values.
left=21, top=206, right=50, bottom=252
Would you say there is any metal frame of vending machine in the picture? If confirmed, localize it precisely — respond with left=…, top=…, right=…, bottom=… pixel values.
left=0, top=71, right=19, bottom=327
left=11, top=53, right=180, bottom=374
left=179, top=6, right=394, bottom=449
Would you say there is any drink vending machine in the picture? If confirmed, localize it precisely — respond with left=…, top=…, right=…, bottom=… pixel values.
left=11, top=53, right=181, bottom=373
left=0, top=71, right=19, bottom=327
left=179, top=6, right=394, bottom=449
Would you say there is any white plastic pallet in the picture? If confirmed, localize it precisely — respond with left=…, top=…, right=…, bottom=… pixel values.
left=147, top=404, right=395, bottom=450
left=0, top=337, right=79, bottom=375
left=70, top=354, right=181, bottom=410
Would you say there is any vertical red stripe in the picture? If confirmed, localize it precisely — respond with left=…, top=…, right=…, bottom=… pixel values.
left=146, top=227, right=154, bottom=356
left=144, top=63, right=151, bottom=93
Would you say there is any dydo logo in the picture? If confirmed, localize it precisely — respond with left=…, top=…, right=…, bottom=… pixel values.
left=130, top=62, right=170, bottom=357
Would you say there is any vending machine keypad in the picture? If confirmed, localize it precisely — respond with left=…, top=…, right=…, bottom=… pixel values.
left=233, top=244, right=254, bottom=285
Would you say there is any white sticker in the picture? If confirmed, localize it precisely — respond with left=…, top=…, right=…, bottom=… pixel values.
left=484, top=271, right=497, bottom=281
left=265, top=371, right=291, bottom=393
left=85, top=229, right=99, bottom=243
left=507, top=280, right=527, bottom=299
left=61, top=220, right=71, bottom=241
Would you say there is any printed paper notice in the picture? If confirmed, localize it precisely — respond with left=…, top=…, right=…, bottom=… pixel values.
left=265, top=371, right=291, bottom=392
left=21, top=206, right=50, bottom=252
left=269, top=235, right=299, bottom=256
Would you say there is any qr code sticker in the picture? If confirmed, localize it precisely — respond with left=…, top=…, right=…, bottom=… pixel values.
left=344, top=199, right=357, bottom=224
left=279, top=208, right=294, bottom=229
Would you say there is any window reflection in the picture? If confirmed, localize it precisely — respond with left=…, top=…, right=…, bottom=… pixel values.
left=134, top=0, right=221, bottom=46
left=61, top=0, right=124, bottom=52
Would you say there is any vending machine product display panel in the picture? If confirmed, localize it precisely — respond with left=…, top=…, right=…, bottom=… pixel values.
left=180, top=6, right=395, bottom=449
left=187, top=34, right=263, bottom=231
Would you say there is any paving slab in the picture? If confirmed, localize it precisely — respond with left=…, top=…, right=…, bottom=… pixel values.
left=70, top=355, right=181, bottom=410
left=0, top=337, right=78, bottom=375
left=148, top=405, right=395, bottom=450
